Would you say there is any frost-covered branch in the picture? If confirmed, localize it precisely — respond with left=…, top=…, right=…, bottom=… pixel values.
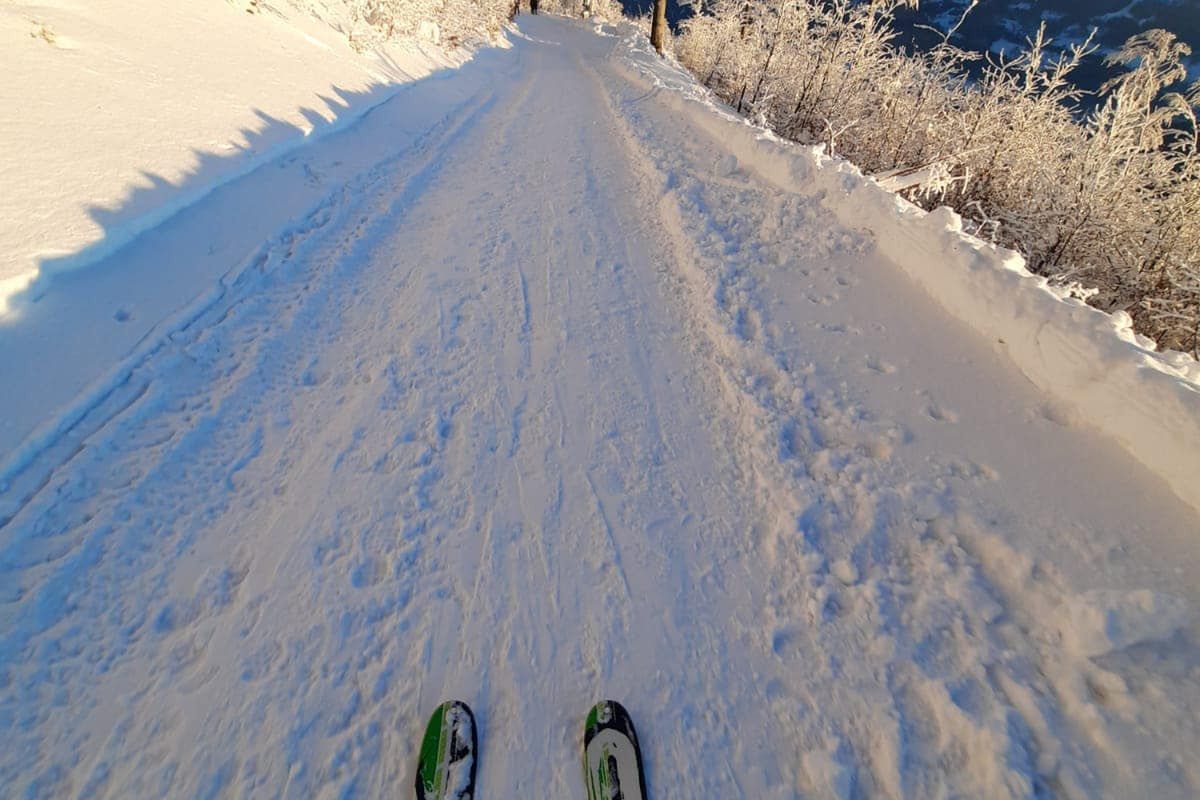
left=676, top=3, right=1200, bottom=354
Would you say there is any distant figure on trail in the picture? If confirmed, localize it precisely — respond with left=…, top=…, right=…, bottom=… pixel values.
left=530, top=0, right=539, bottom=13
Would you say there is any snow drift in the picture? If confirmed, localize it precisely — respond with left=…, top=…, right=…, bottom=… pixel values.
left=0, top=0, right=473, bottom=313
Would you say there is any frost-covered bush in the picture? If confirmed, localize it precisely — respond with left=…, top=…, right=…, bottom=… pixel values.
left=537, top=0, right=627, bottom=23
left=677, top=1, right=1200, bottom=355
left=334, top=0, right=626, bottom=50
left=341, top=0, right=514, bottom=48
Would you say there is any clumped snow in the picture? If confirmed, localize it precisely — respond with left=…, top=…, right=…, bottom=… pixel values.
left=1057, top=590, right=1189, bottom=658
left=0, top=13, right=1198, bottom=800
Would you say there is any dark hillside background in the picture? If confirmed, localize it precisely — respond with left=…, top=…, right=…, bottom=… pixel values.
left=619, top=0, right=1200, bottom=98
left=900, top=0, right=1200, bottom=96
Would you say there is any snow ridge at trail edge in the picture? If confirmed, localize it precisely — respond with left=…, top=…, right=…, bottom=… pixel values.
left=609, top=30, right=1200, bottom=517
left=582, top=37, right=1154, bottom=798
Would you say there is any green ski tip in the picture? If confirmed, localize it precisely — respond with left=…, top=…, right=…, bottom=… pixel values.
left=416, top=700, right=477, bottom=800
left=583, top=700, right=648, bottom=800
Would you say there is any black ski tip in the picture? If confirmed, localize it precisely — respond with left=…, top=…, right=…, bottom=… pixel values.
left=583, top=700, right=648, bottom=799
left=583, top=699, right=639, bottom=749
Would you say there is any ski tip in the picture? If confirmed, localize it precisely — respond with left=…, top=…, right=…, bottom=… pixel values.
left=584, top=699, right=638, bottom=746
left=583, top=700, right=647, bottom=800
left=416, top=700, right=477, bottom=800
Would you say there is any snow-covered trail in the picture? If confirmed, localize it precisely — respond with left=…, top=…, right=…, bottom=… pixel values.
left=2, top=16, right=1199, bottom=799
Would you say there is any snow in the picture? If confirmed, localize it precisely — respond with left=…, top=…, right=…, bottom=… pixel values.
left=830, top=558, right=859, bottom=586
left=616, top=32, right=1200, bottom=517
left=1057, top=590, right=1189, bottom=658
left=1, top=11, right=1199, bottom=800
left=443, top=703, right=475, bottom=797
left=0, top=0, right=470, bottom=314
left=990, top=37, right=1022, bottom=55
left=1098, top=0, right=1146, bottom=23
left=0, top=2, right=501, bottom=478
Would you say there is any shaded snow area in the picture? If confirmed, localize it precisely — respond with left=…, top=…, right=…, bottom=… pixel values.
left=2, top=14, right=1200, bottom=800
left=0, top=0, right=468, bottom=311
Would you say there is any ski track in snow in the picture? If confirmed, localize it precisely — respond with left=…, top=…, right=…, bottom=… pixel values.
left=2, top=16, right=1200, bottom=800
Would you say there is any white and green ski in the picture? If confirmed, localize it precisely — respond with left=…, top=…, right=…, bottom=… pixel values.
left=583, top=700, right=647, bottom=800
left=415, top=700, right=477, bottom=800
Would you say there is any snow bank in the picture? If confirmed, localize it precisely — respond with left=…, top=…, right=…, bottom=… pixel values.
left=0, top=0, right=470, bottom=312
left=614, top=31, right=1200, bottom=515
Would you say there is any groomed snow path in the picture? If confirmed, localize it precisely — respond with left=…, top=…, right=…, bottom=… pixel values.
left=3, top=16, right=1199, bottom=800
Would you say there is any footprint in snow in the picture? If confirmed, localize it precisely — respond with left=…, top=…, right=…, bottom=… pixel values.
left=926, top=403, right=959, bottom=423
left=714, top=154, right=739, bottom=178
left=865, top=356, right=897, bottom=375
left=735, top=308, right=759, bottom=342
left=300, top=360, right=330, bottom=387
left=154, top=597, right=202, bottom=634
left=351, top=557, right=388, bottom=589
left=946, top=458, right=998, bottom=483
left=240, top=640, right=283, bottom=682
left=771, top=626, right=802, bottom=658
left=1031, top=402, right=1073, bottom=427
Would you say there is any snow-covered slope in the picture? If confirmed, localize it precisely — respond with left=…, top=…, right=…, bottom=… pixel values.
left=0, top=0, right=468, bottom=311
left=2, top=14, right=1199, bottom=800
left=0, top=0, right=504, bottom=472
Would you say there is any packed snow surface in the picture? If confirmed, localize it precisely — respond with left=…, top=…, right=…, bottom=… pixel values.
left=2, top=14, right=1200, bottom=800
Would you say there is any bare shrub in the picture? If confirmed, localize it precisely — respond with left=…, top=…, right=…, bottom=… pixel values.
left=538, top=0, right=628, bottom=23
left=346, top=0, right=514, bottom=47
left=677, top=1, right=1200, bottom=356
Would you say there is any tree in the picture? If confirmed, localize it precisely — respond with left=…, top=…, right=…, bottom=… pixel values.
left=651, top=0, right=667, bottom=55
